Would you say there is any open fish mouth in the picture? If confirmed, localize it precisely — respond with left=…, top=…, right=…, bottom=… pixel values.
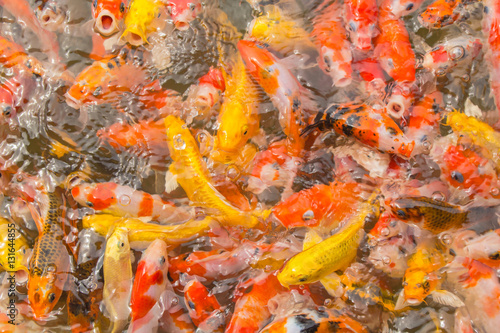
left=37, top=5, right=65, bottom=31
left=64, top=93, right=82, bottom=110
left=95, top=10, right=120, bottom=36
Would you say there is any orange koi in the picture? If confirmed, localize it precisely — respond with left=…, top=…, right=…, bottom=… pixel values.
left=65, top=47, right=149, bottom=109
left=310, top=1, right=353, bottom=87
left=302, top=104, right=415, bottom=158
left=419, top=0, right=466, bottom=29
left=0, top=73, right=36, bottom=128
left=238, top=40, right=316, bottom=157
left=28, top=189, right=71, bottom=320
left=344, top=0, right=379, bottom=51
left=379, top=0, right=425, bottom=18
left=0, top=36, right=46, bottom=78
left=92, top=0, right=128, bottom=36
left=405, top=91, right=443, bottom=147
left=272, top=180, right=364, bottom=229
left=70, top=180, right=193, bottom=223
left=129, top=239, right=169, bottom=332
left=183, top=279, right=223, bottom=330
left=484, top=0, right=500, bottom=128
left=226, top=271, right=286, bottom=333
left=374, top=12, right=416, bottom=83
left=166, top=0, right=202, bottom=31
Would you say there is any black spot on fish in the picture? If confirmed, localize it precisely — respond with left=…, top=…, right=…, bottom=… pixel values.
left=294, top=314, right=320, bottom=332
left=342, top=124, right=355, bottom=137
left=293, top=97, right=301, bottom=110
left=243, top=285, right=253, bottom=294
left=120, top=2, right=125, bottom=12
left=188, top=300, right=196, bottom=310
left=489, top=252, right=500, bottom=260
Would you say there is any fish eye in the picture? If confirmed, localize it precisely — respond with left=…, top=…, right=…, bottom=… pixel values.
left=93, top=86, right=103, bottom=97
left=120, top=2, right=125, bottom=12
left=431, top=46, right=441, bottom=52
left=3, top=106, right=12, bottom=116
left=120, top=242, right=125, bottom=248
left=449, top=46, right=465, bottom=60
left=395, top=209, right=408, bottom=219
left=159, top=256, right=166, bottom=265
left=422, top=281, right=430, bottom=288
left=48, top=293, right=56, bottom=303
left=93, top=0, right=98, bottom=7
left=348, top=21, right=357, bottom=32
left=166, top=5, right=172, bottom=14
left=188, top=3, right=196, bottom=11
left=302, top=210, right=315, bottom=221
left=436, top=68, right=447, bottom=76
left=451, top=171, right=464, bottom=183
left=406, top=3, right=414, bottom=11
left=241, top=125, right=249, bottom=136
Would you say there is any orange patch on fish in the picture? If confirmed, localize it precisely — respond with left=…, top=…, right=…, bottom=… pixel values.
left=89, top=182, right=118, bottom=210
left=138, top=193, right=154, bottom=216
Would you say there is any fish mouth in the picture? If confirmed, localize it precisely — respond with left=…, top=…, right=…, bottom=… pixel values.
left=37, top=5, right=65, bottom=32
left=95, top=10, right=119, bottom=36
left=386, top=95, right=408, bottom=119
left=405, top=297, right=423, bottom=306
left=174, top=21, right=190, bottom=31
left=64, top=93, right=82, bottom=110
left=122, top=27, right=147, bottom=46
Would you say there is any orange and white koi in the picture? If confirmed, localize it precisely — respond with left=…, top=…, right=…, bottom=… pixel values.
left=0, top=36, right=46, bottom=78
left=129, top=239, right=169, bottom=332
left=166, top=0, right=202, bottom=31
left=405, top=91, right=443, bottom=148
left=483, top=0, right=500, bottom=129
left=183, top=279, right=224, bottom=331
left=379, top=0, right=425, bottom=19
left=447, top=257, right=500, bottom=333
left=164, top=115, right=263, bottom=228
left=34, top=0, right=66, bottom=32
left=422, top=36, right=483, bottom=77
left=310, top=1, right=353, bottom=87
left=461, top=229, right=500, bottom=268
left=70, top=180, right=193, bottom=223
left=226, top=271, right=286, bottom=333
left=238, top=40, right=317, bottom=157
left=65, top=47, right=149, bottom=109
left=302, top=104, right=415, bottom=158
left=344, top=0, right=379, bottom=51
left=272, top=180, right=364, bottom=230
left=184, top=67, right=226, bottom=121
left=0, top=73, right=36, bottom=128
left=92, top=0, right=129, bottom=36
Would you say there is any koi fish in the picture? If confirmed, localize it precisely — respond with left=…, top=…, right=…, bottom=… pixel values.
left=166, top=0, right=202, bottom=31
left=0, top=217, right=30, bottom=283
left=0, top=36, right=46, bottom=78
left=422, top=36, right=483, bottom=77
left=82, top=214, right=215, bottom=249
left=226, top=271, right=287, bottom=333
left=419, top=0, right=466, bottom=29
left=405, top=91, right=443, bottom=147
left=260, top=308, right=368, bottom=333
left=70, top=180, right=193, bottom=223
left=446, top=257, right=500, bottom=333
left=368, top=235, right=414, bottom=278
left=302, top=104, right=415, bottom=158
left=395, top=241, right=463, bottom=310
left=310, top=1, right=353, bottom=86
left=374, top=12, right=416, bottom=83
left=0, top=73, right=36, bottom=128
left=164, top=115, right=264, bottom=228
left=277, top=191, right=380, bottom=288
left=129, top=239, right=169, bottom=332
left=461, top=230, right=500, bottom=268
left=34, top=0, right=66, bottom=31
left=213, top=55, right=260, bottom=158
left=65, top=47, right=149, bottom=109
left=185, top=67, right=226, bottom=120
left=379, top=0, right=425, bottom=18
left=28, top=189, right=71, bottom=320
left=344, top=0, right=379, bottom=51
left=122, top=0, right=168, bottom=45
left=238, top=40, right=316, bottom=157
left=389, top=196, right=469, bottom=234
left=272, top=180, right=364, bottom=229
left=103, top=227, right=133, bottom=333
left=484, top=0, right=500, bottom=128
left=248, top=6, right=316, bottom=57
left=183, top=279, right=223, bottom=331
left=92, top=0, right=128, bottom=36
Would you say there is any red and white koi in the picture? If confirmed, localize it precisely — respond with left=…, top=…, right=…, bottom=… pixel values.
left=344, top=0, right=379, bottom=51
left=92, top=0, right=129, bottom=37
left=183, top=279, right=224, bottom=331
left=166, top=0, right=202, bottom=31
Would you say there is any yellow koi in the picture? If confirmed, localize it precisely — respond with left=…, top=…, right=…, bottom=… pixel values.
left=103, top=226, right=133, bottom=333
left=82, top=213, right=216, bottom=248
left=277, top=191, right=380, bottom=287
left=121, top=0, right=168, bottom=46
left=0, top=217, right=30, bottom=282
left=164, top=115, right=264, bottom=228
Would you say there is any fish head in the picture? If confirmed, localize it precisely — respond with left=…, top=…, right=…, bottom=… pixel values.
left=92, top=0, right=127, bottom=36
left=141, top=239, right=169, bottom=273
left=385, top=0, right=422, bottom=18
left=36, top=0, right=66, bottom=32
left=237, top=40, right=275, bottom=75
left=65, top=62, right=113, bottom=109
left=121, top=23, right=148, bottom=46
left=318, top=46, right=353, bottom=87
left=389, top=198, right=423, bottom=222
left=344, top=0, right=378, bottom=51
left=277, top=264, right=309, bottom=288
left=28, top=264, right=65, bottom=320
left=107, top=227, right=131, bottom=259
left=215, top=99, right=257, bottom=154
left=403, top=270, right=435, bottom=304
left=167, top=0, right=201, bottom=30
left=418, top=0, right=456, bottom=29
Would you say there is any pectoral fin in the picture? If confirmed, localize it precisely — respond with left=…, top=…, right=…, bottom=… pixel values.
left=394, top=289, right=410, bottom=311
left=303, top=229, right=323, bottom=250
left=164, top=169, right=179, bottom=193
left=320, top=272, right=343, bottom=298
left=431, top=290, right=465, bottom=308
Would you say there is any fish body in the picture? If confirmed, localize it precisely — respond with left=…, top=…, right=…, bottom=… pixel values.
left=166, top=0, right=202, bottom=31
left=389, top=196, right=468, bottom=234
left=103, top=227, right=133, bottom=333
left=379, top=0, right=425, bottom=18
left=122, top=0, right=168, bottom=45
left=165, top=115, right=261, bottom=228
left=272, top=180, right=363, bottom=229
left=129, top=239, right=169, bottom=332
left=214, top=56, right=260, bottom=157
left=277, top=192, right=380, bottom=287
left=303, top=104, right=415, bottom=158
left=419, top=0, right=464, bottom=29
left=0, top=218, right=30, bottom=282
left=406, top=91, right=443, bottom=146
left=310, top=1, right=353, bottom=86
left=344, top=0, right=379, bottom=51
left=238, top=40, right=316, bottom=156
left=183, top=279, right=223, bottom=330
left=71, top=181, right=192, bottom=223
left=65, top=47, right=148, bottom=109
left=28, top=190, right=71, bottom=320
left=92, top=0, right=129, bottom=36
left=0, top=36, right=46, bottom=77
left=484, top=0, right=500, bottom=128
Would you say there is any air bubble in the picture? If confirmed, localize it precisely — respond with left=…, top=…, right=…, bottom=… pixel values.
left=119, top=195, right=131, bottom=206
left=491, top=187, right=500, bottom=197
left=381, top=227, right=390, bottom=237
left=382, top=256, right=391, bottom=265
left=226, top=165, right=241, bottom=181
left=302, top=210, right=315, bottom=221
left=173, top=134, right=186, bottom=150
left=440, top=233, right=453, bottom=245
left=431, top=191, right=446, bottom=201
left=324, top=298, right=332, bottom=307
